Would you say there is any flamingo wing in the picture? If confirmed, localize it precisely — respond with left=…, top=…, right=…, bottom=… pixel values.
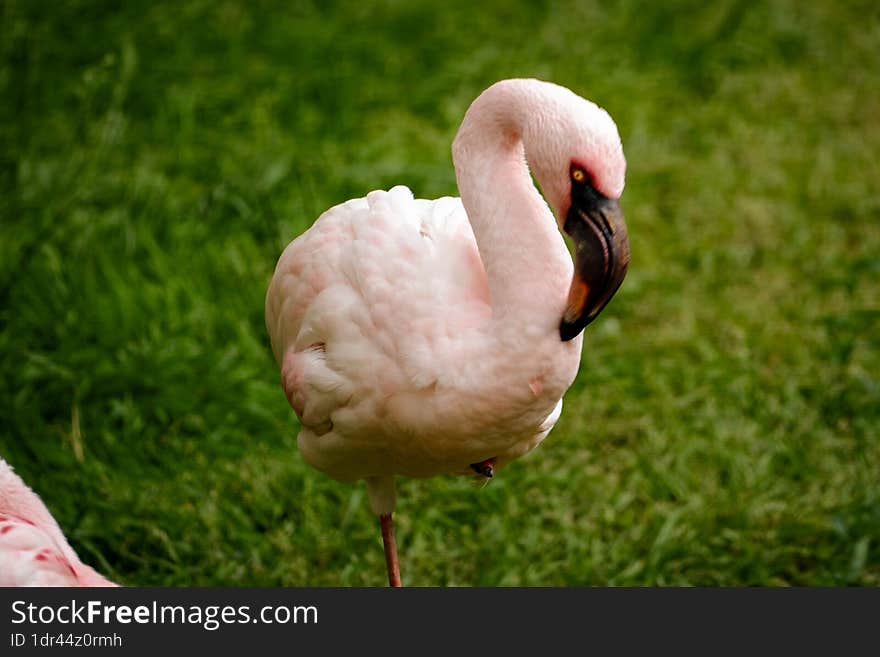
left=0, top=459, right=115, bottom=586
left=266, top=186, right=490, bottom=445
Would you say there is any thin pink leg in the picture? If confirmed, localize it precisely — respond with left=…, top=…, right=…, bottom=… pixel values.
left=379, top=513, right=401, bottom=587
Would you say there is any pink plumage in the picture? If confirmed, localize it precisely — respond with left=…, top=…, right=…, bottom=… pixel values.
left=266, top=79, right=630, bottom=585
left=0, top=458, right=116, bottom=587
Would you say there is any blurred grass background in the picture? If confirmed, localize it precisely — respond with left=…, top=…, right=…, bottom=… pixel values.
left=1, top=0, right=878, bottom=585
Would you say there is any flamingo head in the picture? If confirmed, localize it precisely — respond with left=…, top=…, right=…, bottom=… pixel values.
left=520, top=81, right=630, bottom=340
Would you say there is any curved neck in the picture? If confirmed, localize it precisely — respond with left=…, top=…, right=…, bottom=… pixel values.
left=452, top=87, right=572, bottom=340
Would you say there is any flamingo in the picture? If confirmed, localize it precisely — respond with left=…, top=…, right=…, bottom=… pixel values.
left=265, top=78, right=629, bottom=586
left=0, top=458, right=116, bottom=586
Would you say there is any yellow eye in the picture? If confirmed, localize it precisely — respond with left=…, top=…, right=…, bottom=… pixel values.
left=571, top=167, right=587, bottom=183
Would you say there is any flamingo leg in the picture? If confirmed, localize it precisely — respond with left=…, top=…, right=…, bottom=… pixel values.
left=379, top=513, right=401, bottom=587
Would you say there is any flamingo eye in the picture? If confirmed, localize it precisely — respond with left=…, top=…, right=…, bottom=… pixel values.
left=571, top=166, right=587, bottom=183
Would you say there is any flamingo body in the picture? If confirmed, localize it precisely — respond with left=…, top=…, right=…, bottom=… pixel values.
left=267, top=79, right=628, bottom=526
left=267, top=187, right=570, bottom=489
left=0, top=459, right=115, bottom=587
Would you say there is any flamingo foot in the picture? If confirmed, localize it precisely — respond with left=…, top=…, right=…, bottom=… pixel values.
left=470, top=457, right=496, bottom=478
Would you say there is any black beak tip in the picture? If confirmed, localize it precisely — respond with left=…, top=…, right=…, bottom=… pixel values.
left=559, top=316, right=592, bottom=342
left=559, top=321, right=578, bottom=342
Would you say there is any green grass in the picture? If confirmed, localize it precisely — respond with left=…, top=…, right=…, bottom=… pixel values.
left=1, top=0, right=878, bottom=586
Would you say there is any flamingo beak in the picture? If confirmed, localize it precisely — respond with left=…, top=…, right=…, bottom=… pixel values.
left=559, top=186, right=630, bottom=341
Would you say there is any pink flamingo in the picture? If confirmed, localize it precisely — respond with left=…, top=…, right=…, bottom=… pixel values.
left=265, top=78, right=629, bottom=586
left=0, top=458, right=116, bottom=586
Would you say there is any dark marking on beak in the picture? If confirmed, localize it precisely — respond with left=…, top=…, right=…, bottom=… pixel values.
left=559, top=178, right=630, bottom=341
